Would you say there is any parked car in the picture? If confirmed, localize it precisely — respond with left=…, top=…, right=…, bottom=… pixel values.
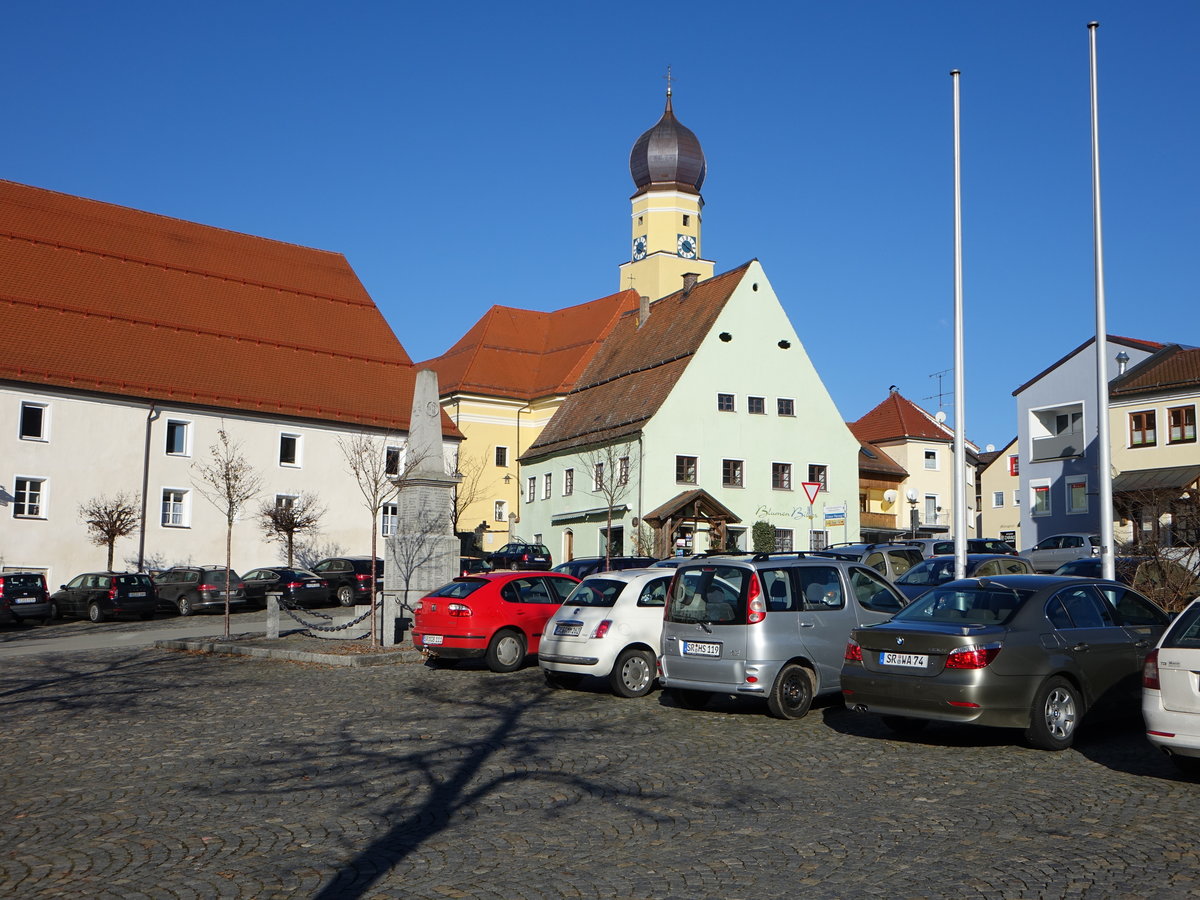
left=486, top=542, right=553, bottom=571
left=551, top=556, right=658, bottom=579
left=153, top=566, right=247, bottom=616
left=814, top=543, right=924, bottom=582
left=1054, top=556, right=1200, bottom=612
left=659, top=554, right=907, bottom=719
left=241, top=567, right=332, bottom=608
left=460, top=556, right=493, bottom=577
left=1143, top=598, right=1200, bottom=774
left=1023, top=533, right=1101, bottom=573
left=841, top=574, right=1169, bottom=750
left=893, top=554, right=1035, bottom=601
left=51, top=572, right=158, bottom=622
left=0, top=571, right=53, bottom=625
left=311, top=556, right=384, bottom=606
left=413, top=572, right=580, bottom=672
left=886, top=538, right=1018, bottom=558
left=540, top=568, right=673, bottom=697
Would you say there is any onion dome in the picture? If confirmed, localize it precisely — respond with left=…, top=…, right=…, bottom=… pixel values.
left=629, top=90, right=706, bottom=194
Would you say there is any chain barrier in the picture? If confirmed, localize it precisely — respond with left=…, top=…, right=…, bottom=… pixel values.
left=271, top=592, right=414, bottom=636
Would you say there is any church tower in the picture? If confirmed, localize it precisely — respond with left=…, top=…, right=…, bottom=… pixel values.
left=618, top=83, right=715, bottom=300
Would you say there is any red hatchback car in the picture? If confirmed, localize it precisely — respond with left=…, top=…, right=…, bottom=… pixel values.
left=413, top=572, right=580, bottom=672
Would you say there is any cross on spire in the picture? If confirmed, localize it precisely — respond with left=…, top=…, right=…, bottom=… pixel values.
left=664, top=65, right=673, bottom=97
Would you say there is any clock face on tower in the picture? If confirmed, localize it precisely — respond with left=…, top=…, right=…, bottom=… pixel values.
left=677, top=233, right=697, bottom=259
left=632, top=235, right=647, bottom=261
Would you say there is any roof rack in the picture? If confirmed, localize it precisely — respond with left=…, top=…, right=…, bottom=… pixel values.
left=749, top=551, right=809, bottom=561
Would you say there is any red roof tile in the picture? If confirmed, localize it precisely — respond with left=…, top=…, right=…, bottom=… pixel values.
left=850, top=391, right=953, bottom=444
left=1110, top=345, right=1200, bottom=397
left=1012, top=335, right=1167, bottom=397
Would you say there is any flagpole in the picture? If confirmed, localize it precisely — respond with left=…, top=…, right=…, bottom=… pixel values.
left=1089, top=22, right=1116, bottom=581
left=951, top=69, right=967, bottom=580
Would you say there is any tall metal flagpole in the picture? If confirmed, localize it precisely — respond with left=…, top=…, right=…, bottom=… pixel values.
left=1089, top=22, right=1116, bottom=581
left=951, top=70, right=967, bottom=580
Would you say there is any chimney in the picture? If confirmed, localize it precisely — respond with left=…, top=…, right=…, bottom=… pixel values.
left=638, top=295, right=650, bottom=328
left=682, top=272, right=699, bottom=297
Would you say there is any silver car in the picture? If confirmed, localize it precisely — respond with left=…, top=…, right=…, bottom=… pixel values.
left=1023, top=533, right=1101, bottom=573
left=659, top=555, right=907, bottom=719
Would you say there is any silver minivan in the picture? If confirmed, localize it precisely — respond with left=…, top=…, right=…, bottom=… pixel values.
left=659, top=554, right=907, bottom=719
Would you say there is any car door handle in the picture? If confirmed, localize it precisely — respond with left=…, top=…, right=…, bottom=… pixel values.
left=1072, top=642, right=1090, bottom=652
left=1134, top=640, right=1150, bottom=649
left=799, top=621, right=815, bottom=628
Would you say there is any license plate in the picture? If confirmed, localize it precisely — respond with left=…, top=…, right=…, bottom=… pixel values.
left=554, top=623, right=582, bottom=636
left=682, top=641, right=720, bottom=657
left=423, top=634, right=443, bottom=646
left=129, top=591, right=146, bottom=597
left=14, top=597, right=36, bottom=604
left=881, top=652, right=928, bottom=668
left=304, top=583, right=320, bottom=588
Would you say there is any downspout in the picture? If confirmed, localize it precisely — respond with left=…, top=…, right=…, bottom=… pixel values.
left=514, top=401, right=532, bottom=532
left=637, top=431, right=645, bottom=553
left=137, top=402, right=160, bottom=572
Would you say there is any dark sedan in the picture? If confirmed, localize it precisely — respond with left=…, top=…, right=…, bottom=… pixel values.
left=841, top=574, right=1169, bottom=750
left=893, top=554, right=1034, bottom=601
left=241, top=567, right=333, bottom=608
left=52, top=572, right=157, bottom=622
left=1054, top=556, right=1200, bottom=612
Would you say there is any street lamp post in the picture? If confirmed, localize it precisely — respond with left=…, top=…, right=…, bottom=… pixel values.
left=906, top=488, right=920, bottom=538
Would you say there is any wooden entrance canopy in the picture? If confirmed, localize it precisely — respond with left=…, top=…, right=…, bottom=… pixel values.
left=642, top=489, right=741, bottom=558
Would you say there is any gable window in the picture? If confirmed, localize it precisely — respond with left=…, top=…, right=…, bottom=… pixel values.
left=19, top=402, right=47, bottom=441
left=527, top=476, right=536, bottom=503
left=1067, top=476, right=1088, bottom=514
left=1129, top=410, right=1156, bottom=447
left=675, top=455, right=697, bottom=484
left=722, top=459, right=744, bottom=487
left=385, top=446, right=401, bottom=477
left=494, top=500, right=507, bottom=522
left=717, top=393, right=735, bottom=412
left=777, top=398, right=795, bottom=417
left=593, top=463, right=604, bottom=491
left=992, top=491, right=1004, bottom=508
left=618, top=456, right=630, bottom=486
left=748, top=396, right=766, bottom=415
left=14, top=477, right=46, bottom=518
left=1169, top=406, right=1196, bottom=444
left=165, top=420, right=190, bottom=455
left=380, top=503, right=398, bottom=536
left=495, top=446, right=508, bottom=467
left=808, top=464, right=827, bottom=491
left=772, top=463, right=792, bottom=491
left=543, top=472, right=552, bottom=499
left=924, top=449, right=938, bottom=470
left=563, top=468, right=574, bottom=496
left=279, top=433, right=301, bottom=466
left=161, top=488, right=188, bottom=527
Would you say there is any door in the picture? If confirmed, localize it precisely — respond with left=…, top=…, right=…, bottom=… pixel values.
left=793, top=565, right=856, bottom=692
left=663, top=564, right=749, bottom=685
left=1045, top=585, right=1138, bottom=705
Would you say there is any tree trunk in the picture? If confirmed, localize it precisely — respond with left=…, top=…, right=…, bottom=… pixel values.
left=106, top=541, right=115, bottom=573
left=224, top=518, right=232, bottom=640
left=369, top=513, right=379, bottom=647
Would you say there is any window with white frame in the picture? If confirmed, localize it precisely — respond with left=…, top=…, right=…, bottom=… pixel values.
left=1031, top=481, right=1051, bottom=516
left=777, top=398, right=795, bottom=417
left=279, top=433, right=301, bottom=466
left=808, top=464, right=827, bottom=491
left=13, top=477, right=46, bottom=518
left=1169, top=406, right=1196, bottom=444
left=723, top=459, right=744, bottom=487
left=1013, top=490, right=1020, bottom=506
left=563, top=468, right=574, bottom=496
left=924, top=494, right=938, bottom=524
left=161, top=488, right=188, bottom=527
left=1067, top=476, right=1088, bottom=514
left=772, top=462, right=792, bottom=490
left=618, top=456, right=629, bottom=486
left=543, top=472, right=552, bottom=499
left=19, top=402, right=48, bottom=441
left=924, top=449, right=938, bottom=470
left=495, top=446, right=508, bottom=467
left=385, top=446, right=401, bottom=477
left=992, top=491, right=1005, bottom=508
left=1129, top=410, right=1156, bottom=447
left=527, top=476, right=536, bottom=503
left=593, top=463, right=604, bottom=491
left=717, top=393, right=735, bottom=412
left=676, top=456, right=697, bottom=484
left=165, top=420, right=190, bottom=456
left=809, top=530, right=828, bottom=551
left=776, top=528, right=794, bottom=552
left=380, top=503, right=398, bottom=536
left=748, top=396, right=766, bottom=415
left=276, top=494, right=297, bottom=510
left=494, top=500, right=507, bottom=522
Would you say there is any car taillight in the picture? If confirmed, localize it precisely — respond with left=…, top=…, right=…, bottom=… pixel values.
left=287, top=582, right=303, bottom=590
left=844, top=639, right=863, bottom=662
left=108, top=584, right=118, bottom=600
left=1143, top=648, right=1161, bottom=690
left=198, top=584, right=218, bottom=592
left=591, top=620, right=612, bottom=639
left=413, top=600, right=423, bottom=614
left=356, top=573, right=372, bottom=582
left=747, top=575, right=765, bottom=624
left=448, top=603, right=472, bottom=617
left=945, top=642, right=1002, bottom=669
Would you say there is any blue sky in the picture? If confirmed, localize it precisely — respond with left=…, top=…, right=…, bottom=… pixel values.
left=7, top=2, right=1197, bottom=450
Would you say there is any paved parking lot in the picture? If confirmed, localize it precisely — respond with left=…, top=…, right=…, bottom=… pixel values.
left=1, top=643, right=1197, bottom=899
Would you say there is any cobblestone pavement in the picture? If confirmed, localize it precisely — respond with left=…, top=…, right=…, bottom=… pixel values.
left=1, top=648, right=1197, bottom=899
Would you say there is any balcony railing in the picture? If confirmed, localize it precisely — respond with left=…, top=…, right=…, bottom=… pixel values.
left=1031, top=433, right=1085, bottom=461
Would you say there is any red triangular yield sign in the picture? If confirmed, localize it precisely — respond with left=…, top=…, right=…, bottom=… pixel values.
left=801, top=482, right=821, bottom=504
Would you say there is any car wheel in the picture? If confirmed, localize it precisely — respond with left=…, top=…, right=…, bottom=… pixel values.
left=484, top=629, right=527, bottom=673
left=1025, top=675, right=1081, bottom=751
left=667, top=688, right=711, bottom=710
left=766, top=663, right=814, bottom=720
left=543, top=669, right=582, bottom=689
left=881, top=715, right=929, bottom=737
left=177, top=594, right=194, bottom=617
left=337, top=585, right=354, bottom=606
left=87, top=602, right=105, bottom=624
left=42, top=601, right=59, bottom=624
left=610, top=648, right=656, bottom=698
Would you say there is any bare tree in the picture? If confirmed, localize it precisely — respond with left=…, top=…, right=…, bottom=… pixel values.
left=1115, top=485, right=1200, bottom=612
left=578, top=440, right=638, bottom=567
left=259, top=492, right=325, bottom=566
left=389, top=499, right=448, bottom=619
left=451, top=447, right=490, bottom=537
left=338, top=431, right=424, bottom=646
left=294, top=538, right=346, bottom=572
left=79, top=492, right=140, bottom=571
left=194, top=427, right=262, bottom=639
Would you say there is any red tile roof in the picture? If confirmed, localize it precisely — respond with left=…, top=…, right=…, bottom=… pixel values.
left=857, top=440, right=908, bottom=477
left=523, top=263, right=753, bottom=460
left=420, top=290, right=640, bottom=401
left=850, top=390, right=953, bottom=444
left=1110, top=345, right=1200, bottom=397
left=0, top=180, right=456, bottom=435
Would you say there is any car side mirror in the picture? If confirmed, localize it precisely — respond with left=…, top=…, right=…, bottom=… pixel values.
left=60, top=584, right=67, bottom=590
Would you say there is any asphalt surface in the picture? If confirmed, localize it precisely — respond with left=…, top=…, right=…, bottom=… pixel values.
left=1, top=624, right=1198, bottom=898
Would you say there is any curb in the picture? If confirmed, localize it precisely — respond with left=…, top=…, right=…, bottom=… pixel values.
left=155, top=638, right=425, bottom=667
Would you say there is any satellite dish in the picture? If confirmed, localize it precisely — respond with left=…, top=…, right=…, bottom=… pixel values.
left=985, top=443, right=995, bottom=452
left=935, top=411, right=947, bottom=423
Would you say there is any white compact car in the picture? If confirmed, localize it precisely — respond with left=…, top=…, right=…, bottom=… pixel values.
left=1143, top=598, right=1200, bottom=775
left=539, top=569, right=673, bottom=698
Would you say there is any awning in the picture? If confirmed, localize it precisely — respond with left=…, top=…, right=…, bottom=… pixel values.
left=1112, top=465, right=1200, bottom=494
left=551, top=505, right=630, bottom=526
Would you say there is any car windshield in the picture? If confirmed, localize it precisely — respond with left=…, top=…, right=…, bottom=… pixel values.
left=563, top=578, right=625, bottom=608
left=428, top=579, right=487, bottom=599
left=5, top=573, right=44, bottom=588
left=893, top=585, right=1031, bottom=626
left=895, top=558, right=956, bottom=587
left=666, top=565, right=746, bottom=625
left=1163, top=603, right=1200, bottom=649
left=114, top=574, right=153, bottom=587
